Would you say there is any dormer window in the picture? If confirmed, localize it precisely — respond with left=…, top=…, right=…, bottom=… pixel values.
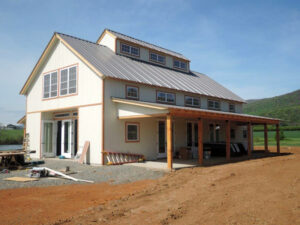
left=121, top=43, right=140, bottom=57
left=173, top=59, right=187, bottom=70
left=150, top=52, right=165, bottom=64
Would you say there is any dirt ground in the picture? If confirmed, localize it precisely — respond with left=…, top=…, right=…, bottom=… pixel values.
left=1, top=146, right=299, bottom=225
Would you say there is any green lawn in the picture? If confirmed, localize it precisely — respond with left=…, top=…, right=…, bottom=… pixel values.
left=253, top=130, right=300, bottom=146
left=0, top=129, right=24, bottom=145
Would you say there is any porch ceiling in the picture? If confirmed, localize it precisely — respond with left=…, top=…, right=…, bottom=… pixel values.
left=112, top=97, right=280, bottom=124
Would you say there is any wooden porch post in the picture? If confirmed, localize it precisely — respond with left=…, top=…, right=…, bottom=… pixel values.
left=198, top=118, right=203, bottom=165
left=264, top=124, right=268, bottom=152
left=248, top=122, right=252, bottom=157
left=167, top=114, right=173, bottom=170
left=276, top=124, right=280, bottom=154
left=226, top=120, right=230, bottom=160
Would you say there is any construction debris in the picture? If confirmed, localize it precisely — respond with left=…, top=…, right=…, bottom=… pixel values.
left=29, top=167, right=94, bottom=183
left=4, top=177, right=38, bottom=182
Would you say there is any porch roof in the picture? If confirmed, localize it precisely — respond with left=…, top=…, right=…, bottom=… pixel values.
left=112, top=97, right=280, bottom=124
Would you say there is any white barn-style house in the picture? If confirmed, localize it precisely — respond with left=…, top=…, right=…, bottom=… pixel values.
left=19, top=29, right=281, bottom=169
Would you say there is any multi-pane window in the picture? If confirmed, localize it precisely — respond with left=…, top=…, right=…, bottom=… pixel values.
left=230, top=129, right=236, bottom=139
left=126, top=122, right=139, bottom=142
left=208, top=100, right=221, bottom=110
left=173, top=60, right=187, bottom=70
left=229, top=104, right=235, bottom=112
left=157, top=91, right=175, bottom=104
left=60, top=66, right=77, bottom=96
left=121, top=43, right=140, bottom=57
left=126, top=85, right=139, bottom=99
left=150, top=52, right=165, bottom=64
left=185, top=96, right=200, bottom=107
left=43, top=72, right=58, bottom=98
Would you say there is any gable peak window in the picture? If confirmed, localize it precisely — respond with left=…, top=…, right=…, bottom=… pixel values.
left=208, top=99, right=221, bottom=111
left=157, top=91, right=175, bottom=104
left=43, top=71, right=58, bottom=98
left=185, top=96, right=200, bottom=107
left=60, top=66, right=77, bottom=96
left=121, top=43, right=140, bottom=57
left=173, top=59, right=187, bottom=70
left=150, top=52, right=165, bottom=64
left=126, top=85, right=139, bottom=99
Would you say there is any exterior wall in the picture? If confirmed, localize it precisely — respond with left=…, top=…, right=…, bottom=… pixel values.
left=26, top=112, right=41, bottom=159
left=25, top=40, right=103, bottom=163
left=99, top=33, right=116, bottom=52
left=79, top=105, right=103, bottom=164
left=115, top=39, right=189, bottom=72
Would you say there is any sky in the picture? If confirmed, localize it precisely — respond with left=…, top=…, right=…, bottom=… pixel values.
left=0, top=0, right=300, bottom=123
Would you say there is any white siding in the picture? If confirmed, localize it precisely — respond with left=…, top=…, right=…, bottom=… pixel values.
left=99, top=33, right=116, bottom=52
left=26, top=112, right=41, bottom=159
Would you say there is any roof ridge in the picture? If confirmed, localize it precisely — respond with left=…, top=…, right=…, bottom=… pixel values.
left=55, top=32, right=98, bottom=45
left=106, top=28, right=185, bottom=57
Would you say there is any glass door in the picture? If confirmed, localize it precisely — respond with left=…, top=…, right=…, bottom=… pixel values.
left=187, top=122, right=199, bottom=159
left=61, top=120, right=73, bottom=158
left=42, top=121, right=55, bottom=157
left=157, top=120, right=175, bottom=158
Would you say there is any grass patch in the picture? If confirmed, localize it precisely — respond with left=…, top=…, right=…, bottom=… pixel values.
left=253, top=130, right=300, bottom=146
left=0, top=129, right=24, bottom=145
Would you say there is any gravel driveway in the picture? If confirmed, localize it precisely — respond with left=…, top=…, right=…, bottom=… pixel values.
left=0, top=159, right=165, bottom=190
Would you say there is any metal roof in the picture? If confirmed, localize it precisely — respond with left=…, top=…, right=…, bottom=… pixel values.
left=57, top=32, right=245, bottom=103
left=105, top=29, right=190, bottom=61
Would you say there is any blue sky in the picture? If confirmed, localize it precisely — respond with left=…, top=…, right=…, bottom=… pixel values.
left=0, top=0, right=300, bottom=123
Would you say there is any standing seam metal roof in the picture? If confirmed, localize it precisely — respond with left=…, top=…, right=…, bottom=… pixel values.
left=57, top=32, right=245, bottom=103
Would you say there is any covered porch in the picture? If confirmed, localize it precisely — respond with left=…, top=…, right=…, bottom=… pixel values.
left=113, top=97, right=281, bottom=170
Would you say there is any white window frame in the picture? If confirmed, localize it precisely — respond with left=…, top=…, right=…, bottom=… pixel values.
left=208, top=99, right=221, bottom=110
left=150, top=52, right=165, bottom=64
left=229, top=104, right=235, bottom=112
left=43, top=71, right=58, bottom=99
left=126, top=85, right=139, bottom=99
left=60, top=66, right=77, bottom=96
left=173, top=59, right=187, bottom=70
left=185, top=96, right=201, bottom=107
left=121, top=43, right=140, bottom=57
left=125, top=122, right=140, bottom=142
left=157, top=91, right=175, bottom=104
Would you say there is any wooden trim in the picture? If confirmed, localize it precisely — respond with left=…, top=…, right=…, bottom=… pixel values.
left=198, top=118, right=203, bottom=165
left=166, top=114, right=173, bottom=170
left=112, top=98, right=167, bottom=110
left=39, top=112, right=42, bottom=159
left=106, top=77, right=245, bottom=104
left=226, top=120, right=230, bottom=160
left=173, top=58, right=188, bottom=72
left=184, top=95, right=201, bottom=108
left=120, top=41, right=140, bottom=58
left=276, top=124, right=280, bottom=153
left=125, top=122, right=140, bottom=143
left=248, top=123, right=252, bottom=157
left=156, top=90, right=176, bottom=105
left=264, top=124, right=268, bottom=152
left=96, top=29, right=117, bottom=44
left=149, top=51, right=166, bottom=65
left=56, top=34, right=105, bottom=78
left=125, top=84, right=140, bottom=100
left=27, top=102, right=102, bottom=114
left=207, top=99, right=221, bottom=111
left=118, top=113, right=167, bottom=120
left=101, top=79, right=105, bottom=165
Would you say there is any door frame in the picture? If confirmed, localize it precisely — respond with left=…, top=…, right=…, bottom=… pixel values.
left=61, top=119, right=73, bottom=158
left=157, top=119, right=175, bottom=158
left=42, top=120, right=56, bottom=157
left=186, top=120, right=199, bottom=158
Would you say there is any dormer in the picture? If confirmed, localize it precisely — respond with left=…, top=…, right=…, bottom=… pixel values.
left=96, top=29, right=190, bottom=73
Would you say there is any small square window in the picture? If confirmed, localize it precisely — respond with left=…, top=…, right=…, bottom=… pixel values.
left=126, top=123, right=139, bottom=142
left=126, top=86, right=139, bottom=99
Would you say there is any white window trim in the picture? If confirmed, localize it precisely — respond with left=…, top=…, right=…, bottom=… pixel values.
left=43, top=71, right=58, bottom=99
left=126, top=85, right=139, bottom=99
left=125, top=122, right=140, bottom=142
left=60, top=65, right=77, bottom=96
left=208, top=99, right=221, bottom=110
left=185, top=96, right=201, bottom=108
left=150, top=52, right=166, bottom=64
left=173, top=59, right=187, bottom=70
left=156, top=91, right=176, bottom=104
left=121, top=43, right=140, bottom=57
